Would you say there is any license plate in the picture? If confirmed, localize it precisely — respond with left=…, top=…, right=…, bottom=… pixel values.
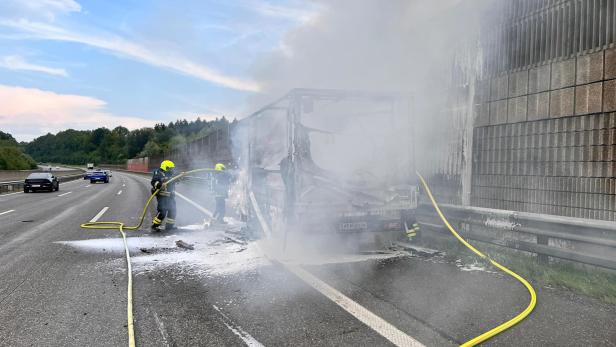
left=339, top=222, right=368, bottom=231
left=31, top=184, right=40, bottom=187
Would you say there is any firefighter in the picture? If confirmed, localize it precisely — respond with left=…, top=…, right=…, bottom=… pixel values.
left=212, top=163, right=231, bottom=224
left=151, top=160, right=177, bottom=231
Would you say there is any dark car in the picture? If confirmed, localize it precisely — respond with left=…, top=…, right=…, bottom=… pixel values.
left=24, top=172, right=59, bottom=192
left=89, top=171, right=109, bottom=184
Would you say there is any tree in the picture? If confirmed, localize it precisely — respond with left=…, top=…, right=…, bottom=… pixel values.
left=139, top=140, right=163, bottom=157
left=22, top=115, right=234, bottom=164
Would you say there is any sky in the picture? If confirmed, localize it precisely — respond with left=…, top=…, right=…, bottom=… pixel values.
left=0, top=0, right=316, bottom=141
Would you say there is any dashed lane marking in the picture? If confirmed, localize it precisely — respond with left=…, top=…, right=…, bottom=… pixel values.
left=84, top=184, right=91, bottom=188
left=117, top=190, right=123, bottom=195
left=213, top=305, right=264, bottom=347
left=57, top=191, right=72, bottom=197
left=0, top=209, right=15, bottom=216
left=90, top=207, right=109, bottom=223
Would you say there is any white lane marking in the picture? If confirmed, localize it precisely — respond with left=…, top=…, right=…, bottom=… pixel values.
left=0, top=209, right=15, bottom=216
left=0, top=192, right=23, bottom=197
left=122, top=183, right=126, bottom=187
left=90, top=207, right=109, bottom=223
left=247, top=190, right=424, bottom=347
left=84, top=184, right=91, bottom=188
left=57, top=191, right=72, bottom=197
left=213, top=305, right=264, bottom=347
left=174, top=191, right=213, bottom=217
left=248, top=191, right=272, bottom=238
left=284, top=264, right=425, bottom=347
left=117, top=190, right=123, bottom=195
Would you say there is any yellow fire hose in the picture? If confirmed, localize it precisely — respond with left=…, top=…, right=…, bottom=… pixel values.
left=80, top=168, right=214, bottom=347
left=416, top=171, right=536, bottom=346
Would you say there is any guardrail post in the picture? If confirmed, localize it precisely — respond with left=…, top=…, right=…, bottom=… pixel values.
left=537, top=235, right=549, bottom=264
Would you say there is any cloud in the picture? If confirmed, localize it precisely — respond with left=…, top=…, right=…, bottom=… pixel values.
left=0, top=19, right=261, bottom=92
left=0, top=55, right=68, bottom=76
left=251, top=1, right=318, bottom=23
left=0, top=0, right=81, bottom=22
left=0, top=84, right=157, bottom=141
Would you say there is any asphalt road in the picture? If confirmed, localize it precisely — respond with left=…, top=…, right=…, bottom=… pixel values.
left=0, top=171, right=614, bottom=346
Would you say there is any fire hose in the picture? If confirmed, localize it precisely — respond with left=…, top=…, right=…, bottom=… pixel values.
left=416, top=171, right=537, bottom=346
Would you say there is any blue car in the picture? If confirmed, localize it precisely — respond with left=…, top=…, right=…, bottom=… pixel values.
left=89, top=171, right=109, bottom=184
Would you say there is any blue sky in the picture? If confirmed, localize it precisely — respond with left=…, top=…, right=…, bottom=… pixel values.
left=0, top=0, right=315, bottom=141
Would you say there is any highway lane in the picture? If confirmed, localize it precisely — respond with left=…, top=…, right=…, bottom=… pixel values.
left=0, top=175, right=139, bottom=346
left=1, top=171, right=615, bottom=346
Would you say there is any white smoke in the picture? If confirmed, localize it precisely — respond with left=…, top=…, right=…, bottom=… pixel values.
left=251, top=0, right=486, bottom=102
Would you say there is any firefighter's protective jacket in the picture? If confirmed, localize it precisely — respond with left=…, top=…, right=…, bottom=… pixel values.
left=213, top=170, right=231, bottom=198
left=151, top=168, right=176, bottom=197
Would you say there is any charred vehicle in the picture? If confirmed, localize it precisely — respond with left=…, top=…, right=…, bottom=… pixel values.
left=239, top=89, right=419, bottom=249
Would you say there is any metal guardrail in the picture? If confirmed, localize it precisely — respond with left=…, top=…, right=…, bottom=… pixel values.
left=0, top=172, right=85, bottom=195
left=416, top=202, right=616, bottom=270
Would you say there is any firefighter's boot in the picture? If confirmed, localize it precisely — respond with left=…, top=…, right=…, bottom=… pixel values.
left=151, top=216, right=163, bottom=232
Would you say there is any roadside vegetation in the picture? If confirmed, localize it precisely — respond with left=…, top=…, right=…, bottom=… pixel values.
left=23, top=117, right=234, bottom=165
left=421, top=235, right=616, bottom=305
left=0, top=131, right=37, bottom=170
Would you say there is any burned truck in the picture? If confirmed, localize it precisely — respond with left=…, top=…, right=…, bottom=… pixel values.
left=238, top=89, right=419, bottom=250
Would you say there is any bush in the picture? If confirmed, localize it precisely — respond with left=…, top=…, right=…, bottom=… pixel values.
left=0, top=147, right=37, bottom=170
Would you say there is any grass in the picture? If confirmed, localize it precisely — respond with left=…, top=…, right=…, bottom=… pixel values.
left=418, top=235, right=616, bottom=305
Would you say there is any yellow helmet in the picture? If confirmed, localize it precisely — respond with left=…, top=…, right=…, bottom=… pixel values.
left=160, top=160, right=175, bottom=171
left=215, top=163, right=226, bottom=171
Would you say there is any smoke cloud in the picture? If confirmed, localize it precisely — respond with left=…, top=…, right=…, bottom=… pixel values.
left=232, top=0, right=492, bottom=255
left=252, top=0, right=485, bottom=103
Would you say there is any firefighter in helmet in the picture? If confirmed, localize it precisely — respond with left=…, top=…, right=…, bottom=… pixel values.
left=151, top=160, right=177, bottom=231
left=212, top=163, right=231, bottom=224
